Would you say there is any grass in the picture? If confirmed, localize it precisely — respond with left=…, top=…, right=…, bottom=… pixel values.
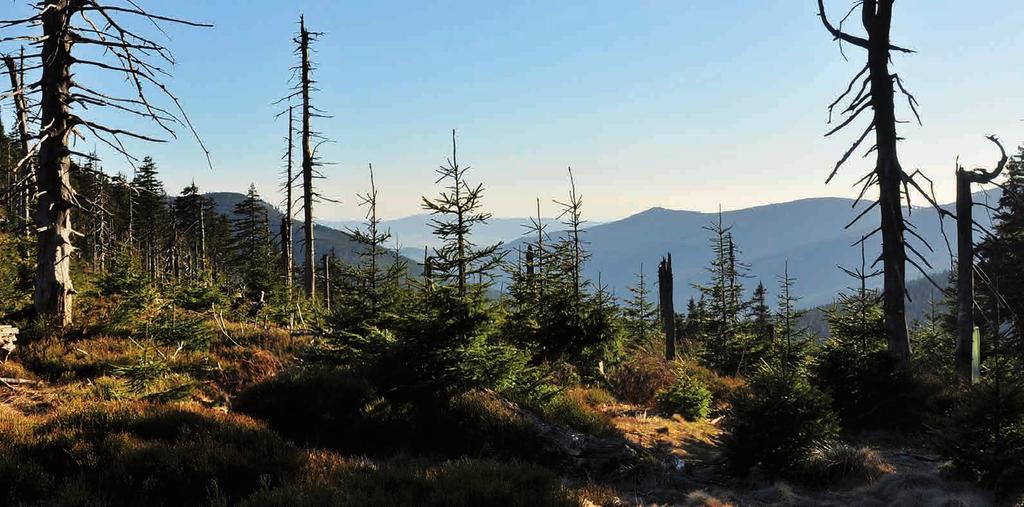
left=0, top=400, right=585, bottom=506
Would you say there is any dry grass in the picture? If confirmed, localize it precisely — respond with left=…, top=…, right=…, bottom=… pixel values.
left=0, top=397, right=588, bottom=506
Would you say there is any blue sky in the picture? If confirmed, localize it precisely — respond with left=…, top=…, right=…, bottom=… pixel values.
left=2, top=1, right=1023, bottom=220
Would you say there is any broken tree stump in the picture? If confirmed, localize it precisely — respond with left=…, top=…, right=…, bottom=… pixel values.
left=1, top=325, right=18, bottom=361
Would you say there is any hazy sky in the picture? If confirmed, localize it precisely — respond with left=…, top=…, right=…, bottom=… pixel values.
left=2, top=1, right=1023, bottom=221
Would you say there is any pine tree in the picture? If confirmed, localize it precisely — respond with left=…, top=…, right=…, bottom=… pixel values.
left=749, top=281, right=773, bottom=358
left=173, top=182, right=215, bottom=281
left=695, top=211, right=750, bottom=371
left=336, top=164, right=407, bottom=329
left=776, top=261, right=809, bottom=371
left=421, top=130, right=503, bottom=297
left=133, top=157, right=169, bottom=280
left=231, top=184, right=278, bottom=300
left=623, top=265, right=657, bottom=347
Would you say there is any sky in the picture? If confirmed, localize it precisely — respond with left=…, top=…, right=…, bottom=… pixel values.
left=2, top=1, right=1023, bottom=221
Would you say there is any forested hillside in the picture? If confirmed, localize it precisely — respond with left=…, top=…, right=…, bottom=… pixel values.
left=2, top=2, right=1024, bottom=506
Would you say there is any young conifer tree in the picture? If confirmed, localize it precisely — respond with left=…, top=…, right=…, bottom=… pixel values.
left=421, top=130, right=502, bottom=297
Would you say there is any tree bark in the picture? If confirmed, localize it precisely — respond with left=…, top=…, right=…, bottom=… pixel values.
left=299, top=16, right=316, bottom=297
left=867, top=1, right=911, bottom=362
left=659, top=254, right=676, bottom=360
left=34, top=0, right=76, bottom=326
left=953, top=137, right=1007, bottom=382
left=955, top=169, right=974, bottom=381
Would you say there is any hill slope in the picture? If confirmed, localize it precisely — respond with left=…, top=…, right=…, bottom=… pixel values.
left=205, top=192, right=419, bottom=270
left=505, top=190, right=997, bottom=308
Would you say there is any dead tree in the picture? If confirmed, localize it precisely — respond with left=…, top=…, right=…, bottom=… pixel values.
left=817, top=0, right=945, bottom=364
left=322, top=251, right=332, bottom=312
left=954, top=136, right=1008, bottom=382
left=1, top=1, right=209, bottom=325
left=279, top=105, right=295, bottom=296
left=273, top=16, right=330, bottom=299
left=3, top=48, right=32, bottom=233
left=658, top=253, right=676, bottom=361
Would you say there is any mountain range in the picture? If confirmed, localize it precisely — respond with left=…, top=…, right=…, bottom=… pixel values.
left=207, top=189, right=1000, bottom=312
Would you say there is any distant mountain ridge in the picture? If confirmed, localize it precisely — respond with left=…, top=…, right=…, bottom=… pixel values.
left=504, top=190, right=997, bottom=308
left=207, top=189, right=998, bottom=313
left=204, top=192, right=419, bottom=271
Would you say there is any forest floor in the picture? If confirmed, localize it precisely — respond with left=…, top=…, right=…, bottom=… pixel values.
left=590, top=400, right=1000, bottom=506
left=0, top=323, right=1007, bottom=506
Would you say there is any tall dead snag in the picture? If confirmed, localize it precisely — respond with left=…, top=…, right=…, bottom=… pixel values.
left=3, top=48, right=32, bottom=232
left=818, top=0, right=943, bottom=364
left=1, top=2, right=209, bottom=325
left=658, top=254, right=676, bottom=360
left=275, top=16, right=329, bottom=299
left=297, top=16, right=325, bottom=297
left=955, top=136, right=1007, bottom=382
left=279, top=105, right=295, bottom=296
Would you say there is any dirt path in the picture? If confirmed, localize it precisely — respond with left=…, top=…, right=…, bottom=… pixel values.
left=592, top=402, right=1002, bottom=507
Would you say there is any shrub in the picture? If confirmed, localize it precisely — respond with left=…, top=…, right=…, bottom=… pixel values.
left=674, top=359, right=744, bottom=407
left=813, top=335, right=948, bottom=431
left=112, top=354, right=170, bottom=393
left=655, top=374, right=712, bottom=421
left=934, top=374, right=1024, bottom=494
left=541, top=387, right=618, bottom=437
left=724, top=362, right=839, bottom=475
left=608, top=350, right=674, bottom=405
left=151, top=309, right=213, bottom=351
left=234, top=367, right=549, bottom=460
left=797, top=442, right=893, bottom=486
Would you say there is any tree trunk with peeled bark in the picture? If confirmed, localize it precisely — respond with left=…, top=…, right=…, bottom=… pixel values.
left=954, top=137, right=1007, bottom=382
left=34, top=0, right=76, bottom=326
left=299, top=17, right=316, bottom=298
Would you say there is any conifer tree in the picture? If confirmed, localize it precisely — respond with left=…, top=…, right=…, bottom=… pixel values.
left=133, top=157, right=169, bottom=280
left=421, top=130, right=502, bottom=297
left=749, top=281, right=773, bottom=357
left=338, top=164, right=406, bottom=328
left=174, top=182, right=215, bottom=281
left=695, top=212, right=750, bottom=371
left=776, top=262, right=809, bottom=371
left=231, top=184, right=277, bottom=300
left=623, top=265, right=657, bottom=346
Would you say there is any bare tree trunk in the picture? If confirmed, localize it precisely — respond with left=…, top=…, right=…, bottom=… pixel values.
left=282, top=105, right=295, bottom=296
left=955, top=170, right=974, bottom=381
left=322, top=252, right=331, bottom=312
left=818, top=0, right=928, bottom=365
left=299, top=17, right=316, bottom=297
left=3, top=49, right=32, bottom=236
left=34, top=0, right=75, bottom=325
left=867, top=2, right=911, bottom=362
left=659, top=254, right=676, bottom=361
left=954, top=137, right=1007, bottom=382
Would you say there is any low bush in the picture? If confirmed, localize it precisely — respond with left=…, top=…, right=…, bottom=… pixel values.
left=151, top=309, right=213, bottom=351
left=797, top=442, right=893, bottom=486
left=240, top=453, right=581, bottom=507
left=608, top=350, right=674, bottom=405
left=541, top=387, right=618, bottom=437
left=724, top=362, right=839, bottom=475
left=934, top=374, right=1024, bottom=494
left=655, top=373, right=712, bottom=421
left=813, top=336, right=950, bottom=431
left=674, top=359, right=744, bottom=405
left=234, top=367, right=550, bottom=460
left=0, top=402, right=582, bottom=507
